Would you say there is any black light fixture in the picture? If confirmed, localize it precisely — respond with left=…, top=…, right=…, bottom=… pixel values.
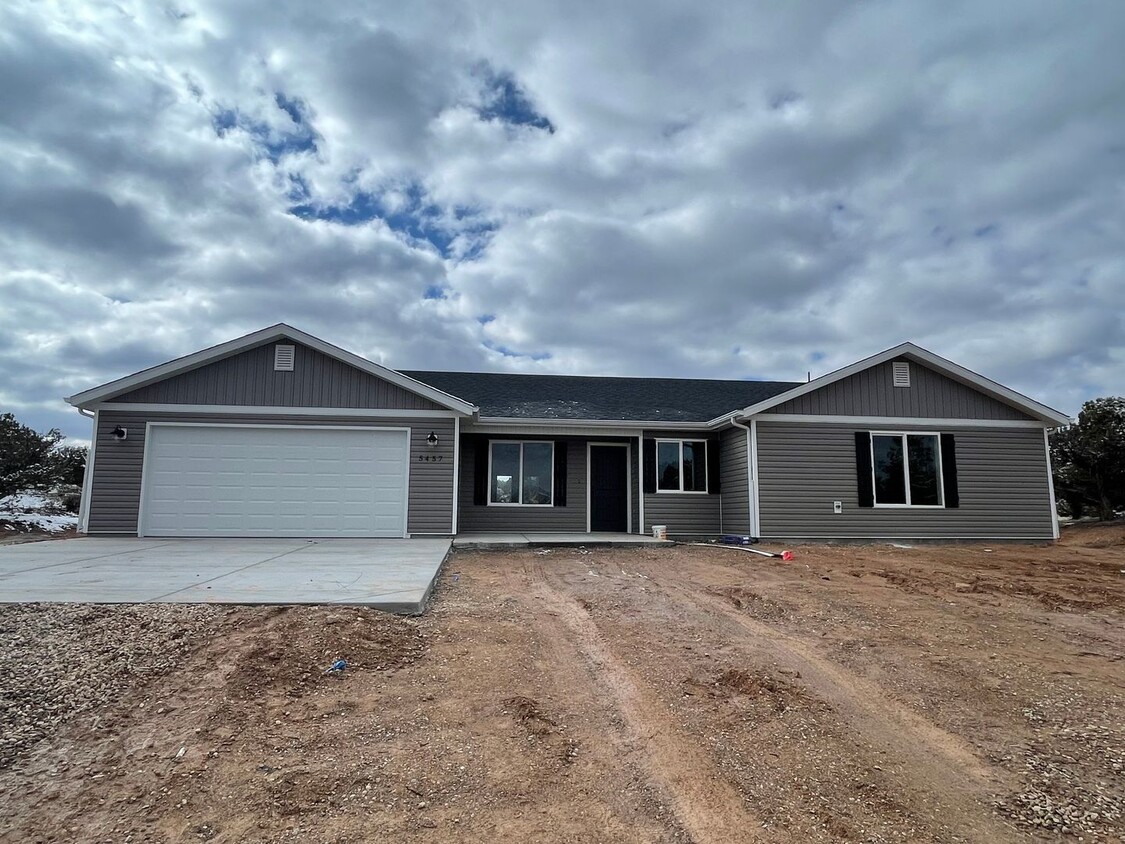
left=111, top=426, right=128, bottom=441
left=426, top=431, right=439, bottom=448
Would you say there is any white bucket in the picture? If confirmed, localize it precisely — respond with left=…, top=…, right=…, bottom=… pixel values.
left=651, top=525, right=668, bottom=540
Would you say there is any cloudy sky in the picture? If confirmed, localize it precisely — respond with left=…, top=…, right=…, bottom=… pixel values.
left=2, top=1, right=1123, bottom=442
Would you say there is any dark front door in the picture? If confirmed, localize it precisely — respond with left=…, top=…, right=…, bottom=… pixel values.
left=589, top=445, right=629, bottom=532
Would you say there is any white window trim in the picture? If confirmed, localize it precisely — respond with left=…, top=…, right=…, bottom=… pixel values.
left=655, top=438, right=709, bottom=494
left=869, top=430, right=945, bottom=509
left=487, top=440, right=555, bottom=507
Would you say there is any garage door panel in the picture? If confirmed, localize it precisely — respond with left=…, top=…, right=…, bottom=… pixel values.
left=141, top=426, right=408, bottom=538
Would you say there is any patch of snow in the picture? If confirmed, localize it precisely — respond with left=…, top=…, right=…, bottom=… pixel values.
left=0, top=492, right=78, bottom=533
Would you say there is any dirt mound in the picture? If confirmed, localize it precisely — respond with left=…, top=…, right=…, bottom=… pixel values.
left=222, top=605, right=424, bottom=702
left=708, top=585, right=788, bottom=620
left=714, top=667, right=826, bottom=713
left=1059, top=520, right=1125, bottom=548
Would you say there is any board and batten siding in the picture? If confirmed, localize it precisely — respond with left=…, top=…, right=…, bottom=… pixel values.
left=719, top=426, right=750, bottom=535
left=767, top=358, right=1034, bottom=420
left=108, top=341, right=445, bottom=411
left=458, top=436, right=588, bottom=532
left=87, top=411, right=455, bottom=536
left=755, top=421, right=1053, bottom=539
left=643, top=431, right=721, bottom=537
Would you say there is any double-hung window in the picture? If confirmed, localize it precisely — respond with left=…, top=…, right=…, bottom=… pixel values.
left=489, top=441, right=554, bottom=505
left=656, top=439, right=708, bottom=492
left=870, top=432, right=943, bottom=507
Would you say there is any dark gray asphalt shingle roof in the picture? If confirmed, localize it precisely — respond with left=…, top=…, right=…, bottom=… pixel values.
left=401, top=370, right=802, bottom=422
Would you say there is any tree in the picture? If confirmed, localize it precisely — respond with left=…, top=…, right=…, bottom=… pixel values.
left=1050, top=397, right=1125, bottom=521
left=0, top=413, right=86, bottom=499
left=50, top=445, right=88, bottom=488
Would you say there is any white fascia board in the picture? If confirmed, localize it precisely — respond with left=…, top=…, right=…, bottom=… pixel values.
left=727, top=342, right=1071, bottom=427
left=66, top=323, right=478, bottom=415
left=93, top=403, right=459, bottom=418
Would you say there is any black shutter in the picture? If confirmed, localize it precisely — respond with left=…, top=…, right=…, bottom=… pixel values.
left=855, top=432, right=874, bottom=508
left=553, top=441, right=567, bottom=507
left=643, top=438, right=656, bottom=494
left=472, top=436, right=489, bottom=506
left=707, top=439, right=721, bottom=494
left=940, top=434, right=959, bottom=508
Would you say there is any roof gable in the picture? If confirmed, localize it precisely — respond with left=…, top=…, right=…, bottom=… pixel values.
left=736, top=343, right=1070, bottom=426
left=67, top=324, right=477, bottom=414
left=107, top=339, right=447, bottom=411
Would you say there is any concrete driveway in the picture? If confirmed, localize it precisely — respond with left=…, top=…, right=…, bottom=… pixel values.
left=0, top=537, right=451, bottom=613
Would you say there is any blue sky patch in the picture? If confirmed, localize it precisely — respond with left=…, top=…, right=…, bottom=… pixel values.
left=212, top=93, right=319, bottom=162
left=289, top=183, right=457, bottom=256
left=423, top=284, right=447, bottom=300
left=477, top=67, right=555, bottom=133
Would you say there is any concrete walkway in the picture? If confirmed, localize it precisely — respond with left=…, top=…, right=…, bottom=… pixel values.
left=0, top=538, right=450, bottom=613
left=453, top=532, right=672, bottom=549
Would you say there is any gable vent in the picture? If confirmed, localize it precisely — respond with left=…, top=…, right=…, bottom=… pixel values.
left=892, top=361, right=910, bottom=387
left=274, top=344, right=295, bottom=371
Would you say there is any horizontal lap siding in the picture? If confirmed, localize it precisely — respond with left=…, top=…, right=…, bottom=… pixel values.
left=458, top=437, right=587, bottom=532
left=644, top=494, right=721, bottom=536
left=109, top=342, right=444, bottom=410
left=719, top=426, right=750, bottom=534
left=87, top=412, right=454, bottom=535
left=768, top=359, right=1033, bottom=420
left=643, top=430, right=721, bottom=537
left=756, top=422, right=1053, bottom=539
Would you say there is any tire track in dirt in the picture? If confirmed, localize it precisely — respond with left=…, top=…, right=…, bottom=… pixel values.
left=648, top=570, right=1020, bottom=843
left=520, top=562, right=770, bottom=844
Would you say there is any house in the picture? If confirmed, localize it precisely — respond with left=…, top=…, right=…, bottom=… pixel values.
left=67, top=324, right=1070, bottom=542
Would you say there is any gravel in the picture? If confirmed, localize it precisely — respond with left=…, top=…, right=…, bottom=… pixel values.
left=0, top=603, right=222, bottom=766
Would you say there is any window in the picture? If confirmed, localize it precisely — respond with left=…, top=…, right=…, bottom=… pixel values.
left=656, top=440, right=708, bottom=492
left=489, top=441, right=554, bottom=505
left=871, top=433, right=942, bottom=507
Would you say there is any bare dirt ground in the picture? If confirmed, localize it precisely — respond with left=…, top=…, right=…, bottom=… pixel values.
left=1, top=526, right=1122, bottom=843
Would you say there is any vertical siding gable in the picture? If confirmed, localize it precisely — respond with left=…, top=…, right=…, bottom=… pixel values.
left=107, top=341, right=446, bottom=411
left=765, top=358, right=1035, bottom=420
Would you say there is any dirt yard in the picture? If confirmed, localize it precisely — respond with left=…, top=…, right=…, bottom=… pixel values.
left=1, top=527, right=1122, bottom=843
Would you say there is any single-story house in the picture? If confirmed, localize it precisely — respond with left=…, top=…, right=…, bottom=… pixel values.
left=67, top=324, right=1070, bottom=542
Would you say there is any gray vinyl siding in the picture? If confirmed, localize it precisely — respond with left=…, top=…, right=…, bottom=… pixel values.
left=109, top=341, right=445, bottom=411
left=756, top=421, right=1053, bottom=539
left=719, top=426, right=750, bottom=535
left=632, top=443, right=641, bottom=534
left=458, top=436, right=588, bottom=532
left=766, top=358, right=1034, bottom=420
left=643, top=431, right=721, bottom=537
left=87, top=411, right=454, bottom=536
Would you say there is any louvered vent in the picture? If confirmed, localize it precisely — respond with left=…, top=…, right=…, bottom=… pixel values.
left=274, top=344, right=295, bottom=371
left=892, top=361, right=910, bottom=387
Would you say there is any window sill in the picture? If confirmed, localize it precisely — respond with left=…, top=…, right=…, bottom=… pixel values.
left=872, top=503, right=946, bottom=509
left=487, top=502, right=554, bottom=507
left=654, top=489, right=711, bottom=495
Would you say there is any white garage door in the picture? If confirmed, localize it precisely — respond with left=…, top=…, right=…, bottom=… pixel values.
left=140, top=425, right=409, bottom=537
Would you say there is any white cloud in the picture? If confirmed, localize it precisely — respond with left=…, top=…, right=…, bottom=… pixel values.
left=1, top=0, right=1123, bottom=441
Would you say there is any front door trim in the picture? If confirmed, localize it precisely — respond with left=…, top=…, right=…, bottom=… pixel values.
left=586, top=441, right=632, bottom=534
